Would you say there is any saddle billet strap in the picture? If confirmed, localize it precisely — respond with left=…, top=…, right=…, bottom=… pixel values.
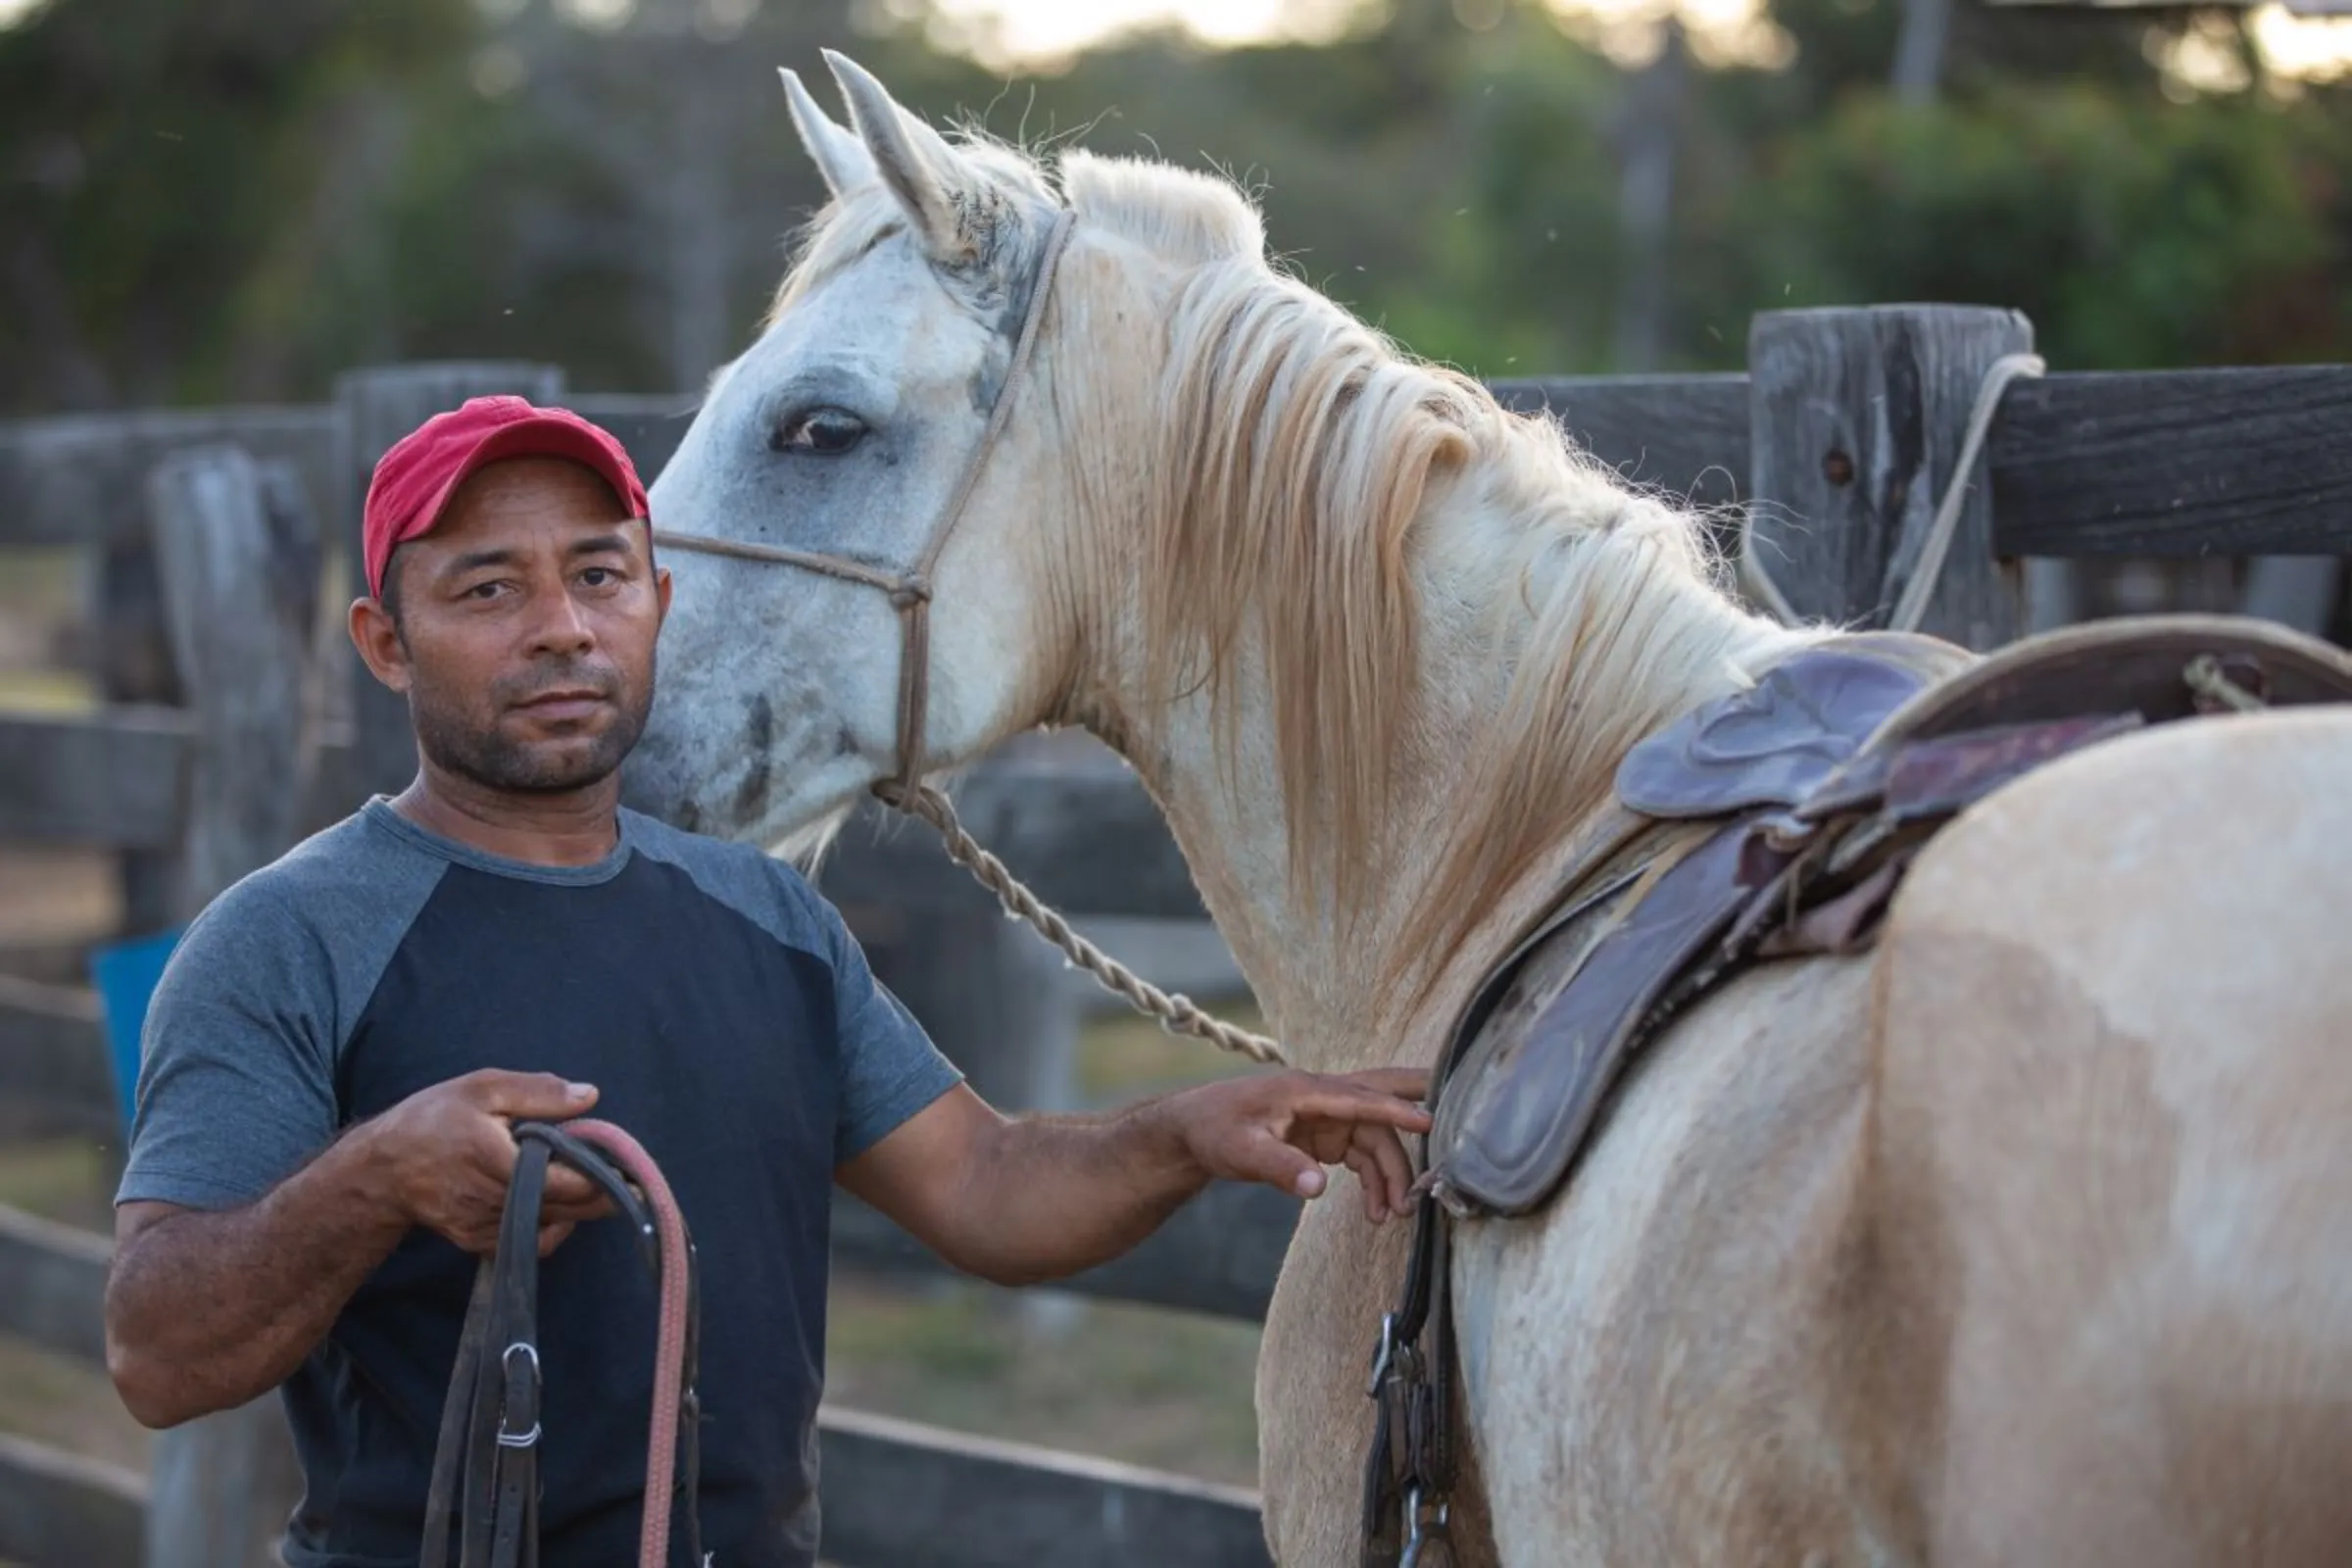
left=1361, top=1187, right=1454, bottom=1568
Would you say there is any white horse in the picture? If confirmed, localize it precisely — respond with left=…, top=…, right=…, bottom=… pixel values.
left=625, top=52, right=2352, bottom=1567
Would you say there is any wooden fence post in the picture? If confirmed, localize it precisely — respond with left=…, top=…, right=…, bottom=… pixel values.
left=863, top=902, right=1067, bottom=1118
left=140, top=445, right=323, bottom=1568
left=95, top=538, right=182, bottom=941
left=1746, top=306, right=2034, bottom=649
left=2240, top=556, right=2343, bottom=638
left=333, top=364, right=566, bottom=800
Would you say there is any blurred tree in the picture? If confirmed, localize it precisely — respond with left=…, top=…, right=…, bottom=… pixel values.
left=1, top=0, right=2344, bottom=416
left=1720, top=82, right=2348, bottom=368
left=0, top=0, right=473, bottom=412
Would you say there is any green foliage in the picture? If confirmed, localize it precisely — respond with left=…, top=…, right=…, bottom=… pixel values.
left=1735, top=85, right=2345, bottom=368
left=0, top=0, right=473, bottom=410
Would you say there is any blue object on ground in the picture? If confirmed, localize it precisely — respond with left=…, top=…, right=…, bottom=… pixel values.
left=88, top=926, right=184, bottom=1134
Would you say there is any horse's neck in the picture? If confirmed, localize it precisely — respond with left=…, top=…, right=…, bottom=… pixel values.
left=1097, top=481, right=1805, bottom=1074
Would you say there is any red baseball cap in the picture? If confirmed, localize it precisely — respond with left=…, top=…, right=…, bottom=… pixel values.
left=361, top=395, right=651, bottom=600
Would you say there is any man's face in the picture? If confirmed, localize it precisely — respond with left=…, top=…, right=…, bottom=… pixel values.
left=355, top=457, right=671, bottom=796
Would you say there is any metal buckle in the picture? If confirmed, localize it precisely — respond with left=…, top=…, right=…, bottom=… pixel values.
left=498, top=1342, right=541, bottom=1448
left=1366, top=1311, right=1397, bottom=1397
left=1398, top=1484, right=1450, bottom=1568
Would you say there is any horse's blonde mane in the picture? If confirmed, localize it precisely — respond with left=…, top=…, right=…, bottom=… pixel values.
left=763, top=123, right=1812, bottom=1004
left=1048, top=152, right=1813, bottom=995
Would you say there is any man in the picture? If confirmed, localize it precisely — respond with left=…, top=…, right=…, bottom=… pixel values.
left=101, top=396, right=1431, bottom=1568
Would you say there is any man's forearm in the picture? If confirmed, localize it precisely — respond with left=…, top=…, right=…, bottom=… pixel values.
left=106, top=1124, right=411, bottom=1427
left=942, top=1097, right=1209, bottom=1287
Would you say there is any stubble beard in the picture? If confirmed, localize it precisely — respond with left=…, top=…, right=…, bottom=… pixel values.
left=409, top=662, right=654, bottom=796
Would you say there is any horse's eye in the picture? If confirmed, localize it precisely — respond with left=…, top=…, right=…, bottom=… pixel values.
left=773, top=408, right=867, bottom=456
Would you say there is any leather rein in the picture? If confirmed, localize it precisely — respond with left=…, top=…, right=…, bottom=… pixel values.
left=650, top=207, right=1078, bottom=804
left=422, top=1119, right=701, bottom=1568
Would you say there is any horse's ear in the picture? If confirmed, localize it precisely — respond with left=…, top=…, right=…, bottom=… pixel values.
left=822, top=49, right=986, bottom=269
left=781, top=67, right=874, bottom=198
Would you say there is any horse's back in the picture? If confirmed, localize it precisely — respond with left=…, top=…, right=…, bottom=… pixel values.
left=1875, top=703, right=2352, bottom=1567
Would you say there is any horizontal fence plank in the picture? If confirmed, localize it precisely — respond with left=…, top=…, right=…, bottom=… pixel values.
left=10, top=364, right=2352, bottom=564
left=816, top=1405, right=1269, bottom=1568
left=0, top=975, right=117, bottom=1137
left=5, top=1169, right=1293, bottom=1386
left=0, top=707, right=189, bottom=849
left=0, top=1431, right=145, bottom=1568
left=0, top=1406, right=1264, bottom=1568
left=1990, top=367, right=2352, bottom=558
left=0, top=717, right=1201, bottom=921
left=1494, top=372, right=1750, bottom=514
left=0, top=1200, right=111, bottom=1366
left=0, top=405, right=337, bottom=549
left=831, top=1177, right=1296, bottom=1323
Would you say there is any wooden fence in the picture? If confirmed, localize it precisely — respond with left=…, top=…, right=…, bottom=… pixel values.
left=0, top=303, right=2347, bottom=1566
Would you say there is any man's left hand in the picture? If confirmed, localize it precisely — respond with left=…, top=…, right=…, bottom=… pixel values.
left=1165, top=1067, right=1432, bottom=1223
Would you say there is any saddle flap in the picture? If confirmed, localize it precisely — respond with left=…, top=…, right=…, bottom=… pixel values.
left=1428, top=826, right=1762, bottom=1217
left=1614, top=648, right=1935, bottom=820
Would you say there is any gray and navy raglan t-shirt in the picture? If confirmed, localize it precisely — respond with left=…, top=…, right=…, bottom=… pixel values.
left=116, top=797, right=962, bottom=1568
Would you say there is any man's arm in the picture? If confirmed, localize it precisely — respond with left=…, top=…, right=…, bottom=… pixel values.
left=106, top=1070, right=612, bottom=1428
left=836, top=1067, right=1430, bottom=1289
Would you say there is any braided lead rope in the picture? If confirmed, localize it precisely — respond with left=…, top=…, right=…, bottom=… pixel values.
left=1738, top=351, right=2046, bottom=631
left=874, top=778, right=1289, bottom=1066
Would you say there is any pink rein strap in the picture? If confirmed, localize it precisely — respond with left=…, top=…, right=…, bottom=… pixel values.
left=557, top=1118, right=696, bottom=1568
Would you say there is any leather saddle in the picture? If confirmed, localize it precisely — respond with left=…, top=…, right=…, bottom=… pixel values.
left=1423, top=612, right=2352, bottom=1220
left=1361, top=612, right=2352, bottom=1568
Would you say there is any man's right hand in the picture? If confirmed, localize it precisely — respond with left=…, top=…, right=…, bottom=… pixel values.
left=364, top=1068, right=613, bottom=1256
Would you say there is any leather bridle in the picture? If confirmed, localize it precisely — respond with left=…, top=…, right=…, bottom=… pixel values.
left=650, top=208, right=1079, bottom=803
left=422, top=1118, right=700, bottom=1568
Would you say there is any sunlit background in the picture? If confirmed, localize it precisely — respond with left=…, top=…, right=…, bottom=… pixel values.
left=913, top=0, right=2352, bottom=78
left=4, top=0, right=2351, bottom=403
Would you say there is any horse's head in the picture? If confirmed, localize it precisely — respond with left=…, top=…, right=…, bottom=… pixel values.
left=627, top=52, right=1134, bottom=850
left=630, top=54, right=1785, bottom=1026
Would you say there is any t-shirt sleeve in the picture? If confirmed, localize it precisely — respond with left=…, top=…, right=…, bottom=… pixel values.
left=802, top=886, right=962, bottom=1164
left=116, top=879, right=343, bottom=1211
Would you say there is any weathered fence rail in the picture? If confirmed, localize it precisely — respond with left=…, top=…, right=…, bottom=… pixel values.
left=1, top=304, right=2348, bottom=1566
